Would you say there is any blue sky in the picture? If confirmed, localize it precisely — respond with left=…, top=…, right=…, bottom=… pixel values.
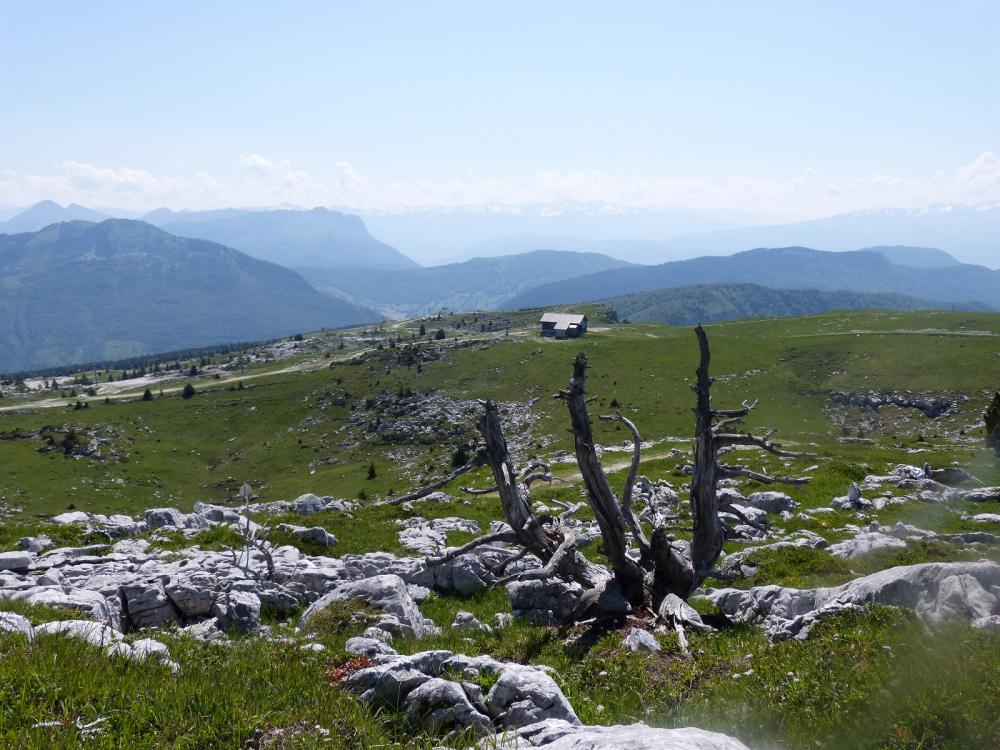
left=1, top=1, right=998, bottom=217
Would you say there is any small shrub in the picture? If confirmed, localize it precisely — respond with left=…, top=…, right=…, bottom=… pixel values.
left=452, top=445, right=470, bottom=468
left=182, top=383, right=196, bottom=399
left=985, top=392, right=1000, bottom=455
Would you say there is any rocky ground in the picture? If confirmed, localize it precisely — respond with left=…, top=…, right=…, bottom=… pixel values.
left=3, top=451, right=1000, bottom=747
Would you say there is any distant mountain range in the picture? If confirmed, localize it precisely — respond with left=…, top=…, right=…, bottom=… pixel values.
left=0, top=220, right=378, bottom=372
left=502, top=246, right=1000, bottom=311
left=658, top=204, right=1000, bottom=268
left=358, top=202, right=1000, bottom=267
left=144, top=206, right=417, bottom=271
left=301, top=249, right=634, bottom=318
left=2, top=199, right=998, bottom=373
left=603, top=283, right=989, bottom=326
left=1, top=200, right=113, bottom=233
left=358, top=204, right=734, bottom=265
left=5, top=200, right=999, bottom=269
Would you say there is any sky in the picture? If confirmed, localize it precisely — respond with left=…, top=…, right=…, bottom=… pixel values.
left=1, top=1, right=998, bottom=219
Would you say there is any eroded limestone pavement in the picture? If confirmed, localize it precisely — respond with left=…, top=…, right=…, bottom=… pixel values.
left=2, top=466, right=1000, bottom=748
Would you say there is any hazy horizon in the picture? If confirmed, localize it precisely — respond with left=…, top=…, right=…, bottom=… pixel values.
left=2, top=2, right=998, bottom=224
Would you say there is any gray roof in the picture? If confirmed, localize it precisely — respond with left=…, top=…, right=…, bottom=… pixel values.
left=540, top=312, right=586, bottom=330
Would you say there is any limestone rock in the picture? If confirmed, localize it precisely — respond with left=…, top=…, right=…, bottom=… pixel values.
left=493, top=719, right=752, bottom=749
left=36, top=619, right=123, bottom=647
left=405, top=677, right=491, bottom=734
left=744, top=491, right=796, bottom=514
left=108, top=637, right=180, bottom=673
left=18, top=535, right=53, bottom=553
left=345, top=636, right=397, bottom=658
left=0, top=551, right=32, bottom=573
left=507, top=578, right=584, bottom=625
left=211, top=590, right=261, bottom=634
left=193, top=502, right=241, bottom=523
left=291, top=493, right=327, bottom=514
left=165, top=575, right=218, bottom=617
left=829, top=531, right=907, bottom=559
left=123, top=581, right=179, bottom=629
left=299, top=574, right=438, bottom=639
left=277, top=523, right=337, bottom=547
left=0, top=612, right=35, bottom=641
left=623, top=627, right=660, bottom=653
left=143, top=508, right=186, bottom=528
left=15, top=586, right=115, bottom=623
left=657, top=594, right=713, bottom=634
left=709, top=561, right=1000, bottom=640
left=486, top=664, right=580, bottom=728
left=452, top=611, right=490, bottom=632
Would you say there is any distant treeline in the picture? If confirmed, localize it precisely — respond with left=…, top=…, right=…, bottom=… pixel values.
left=1, top=338, right=279, bottom=382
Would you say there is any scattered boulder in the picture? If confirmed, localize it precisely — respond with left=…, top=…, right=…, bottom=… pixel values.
left=828, top=531, right=907, bottom=559
left=623, top=627, right=660, bottom=653
left=507, top=578, right=584, bottom=625
left=143, top=508, right=186, bottom=529
left=291, top=493, right=327, bottom=514
left=0, top=612, right=35, bottom=641
left=656, top=594, right=713, bottom=634
left=494, top=719, right=752, bottom=749
left=345, top=636, right=397, bottom=658
left=35, top=619, right=123, bottom=647
left=109, top=637, right=180, bottom=673
left=486, top=664, right=580, bottom=728
left=744, top=491, right=796, bottom=514
left=709, top=561, right=1000, bottom=640
left=0, top=551, right=32, bottom=573
left=50, top=510, right=93, bottom=525
left=299, top=574, right=439, bottom=639
left=18, top=535, right=53, bottom=554
left=404, top=677, right=491, bottom=734
left=277, top=523, right=337, bottom=547
left=211, top=590, right=261, bottom=634
left=193, top=502, right=241, bottom=523
left=164, top=575, right=218, bottom=618
left=452, top=611, right=490, bottom=632
left=431, top=553, right=497, bottom=597
left=122, top=581, right=179, bottom=630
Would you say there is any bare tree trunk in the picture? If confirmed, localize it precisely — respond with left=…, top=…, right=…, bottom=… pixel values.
left=383, top=454, right=486, bottom=505
left=688, top=324, right=725, bottom=588
left=408, top=327, right=779, bottom=618
left=560, top=354, right=647, bottom=603
left=478, top=400, right=555, bottom=561
left=648, top=325, right=724, bottom=601
left=477, top=399, right=606, bottom=587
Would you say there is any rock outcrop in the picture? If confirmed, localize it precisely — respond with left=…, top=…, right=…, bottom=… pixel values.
left=708, top=561, right=1000, bottom=640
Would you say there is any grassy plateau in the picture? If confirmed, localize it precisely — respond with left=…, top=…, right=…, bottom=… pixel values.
left=2, top=307, right=999, bottom=748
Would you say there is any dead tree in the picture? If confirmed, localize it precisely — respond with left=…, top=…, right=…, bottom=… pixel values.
left=384, top=453, right=488, bottom=506
left=412, top=326, right=800, bottom=617
left=426, top=400, right=607, bottom=588
left=224, top=482, right=275, bottom=580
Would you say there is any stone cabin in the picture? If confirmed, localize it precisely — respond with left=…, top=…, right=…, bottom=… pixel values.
left=539, top=312, right=588, bottom=339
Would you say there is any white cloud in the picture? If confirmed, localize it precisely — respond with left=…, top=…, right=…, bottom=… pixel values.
left=957, top=151, right=1000, bottom=193
left=1, top=152, right=999, bottom=219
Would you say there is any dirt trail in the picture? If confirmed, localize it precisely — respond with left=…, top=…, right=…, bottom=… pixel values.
left=0, top=328, right=535, bottom=413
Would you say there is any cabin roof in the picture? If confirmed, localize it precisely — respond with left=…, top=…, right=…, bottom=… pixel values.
left=539, top=312, right=586, bottom=329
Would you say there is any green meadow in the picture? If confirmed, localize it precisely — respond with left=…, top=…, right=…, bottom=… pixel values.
left=2, top=308, right=1000, bottom=749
